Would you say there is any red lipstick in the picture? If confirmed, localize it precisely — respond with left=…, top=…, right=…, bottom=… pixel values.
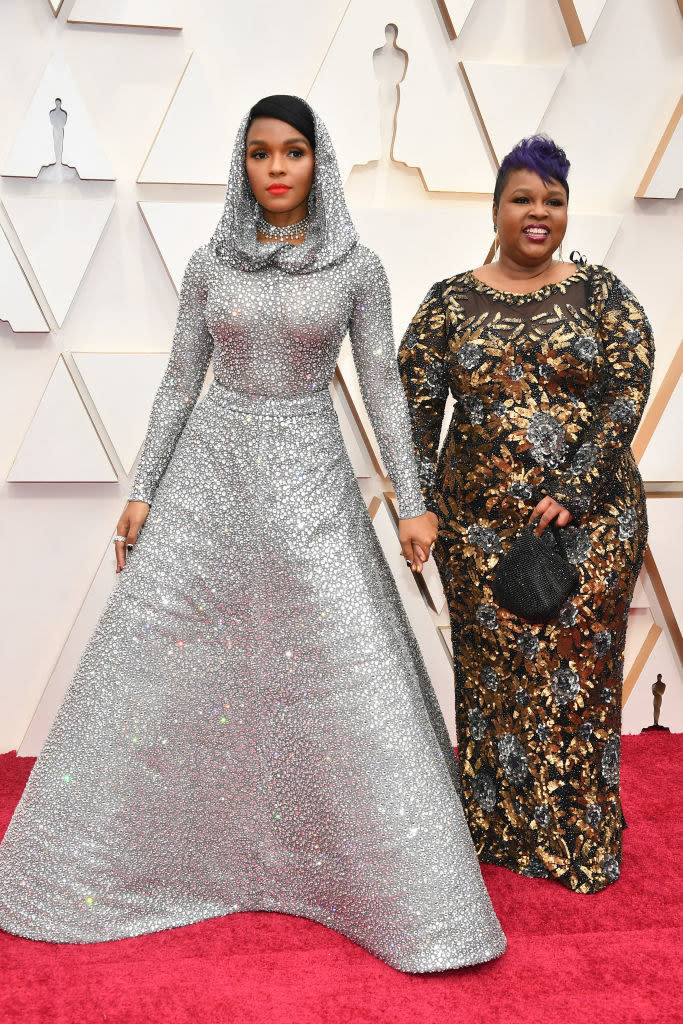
left=267, top=184, right=291, bottom=195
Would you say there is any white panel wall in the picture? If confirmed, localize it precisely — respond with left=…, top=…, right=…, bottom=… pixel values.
left=0, top=0, right=681, bottom=754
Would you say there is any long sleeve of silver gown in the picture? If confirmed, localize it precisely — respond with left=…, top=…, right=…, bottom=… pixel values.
left=129, top=247, right=213, bottom=505
left=349, top=249, right=426, bottom=518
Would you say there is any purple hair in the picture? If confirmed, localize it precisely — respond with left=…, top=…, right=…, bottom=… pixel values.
left=493, top=135, right=570, bottom=207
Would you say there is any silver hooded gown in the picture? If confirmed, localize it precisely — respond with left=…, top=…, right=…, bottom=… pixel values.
left=0, top=104, right=505, bottom=972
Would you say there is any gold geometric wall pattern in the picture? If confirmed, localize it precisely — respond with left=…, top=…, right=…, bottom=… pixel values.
left=556, top=0, right=608, bottom=46
left=635, top=94, right=683, bottom=199
left=47, top=0, right=64, bottom=16
left=434, top=0, right=477, bottom=39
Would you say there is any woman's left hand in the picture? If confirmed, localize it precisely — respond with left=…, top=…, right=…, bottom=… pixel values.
left=399, top=511, right=438, bottom=573
left=529, top=496, right=572, bottom=534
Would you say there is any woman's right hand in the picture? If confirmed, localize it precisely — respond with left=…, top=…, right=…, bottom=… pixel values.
left=115, top=501, right=150, bottom=574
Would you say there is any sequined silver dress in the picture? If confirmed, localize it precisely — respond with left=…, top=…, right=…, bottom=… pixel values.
left=0, top=105, right=505, bottom=972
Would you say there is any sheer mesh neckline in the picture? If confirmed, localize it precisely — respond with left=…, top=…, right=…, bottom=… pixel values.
left=463, top=265, right=590, bottom=305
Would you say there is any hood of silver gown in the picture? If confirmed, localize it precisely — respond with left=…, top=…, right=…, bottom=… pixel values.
left=210, top=100, right=359, bottom=274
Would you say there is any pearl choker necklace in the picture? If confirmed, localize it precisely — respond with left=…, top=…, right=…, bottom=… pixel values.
left=256, top=213, right=310, bottom=241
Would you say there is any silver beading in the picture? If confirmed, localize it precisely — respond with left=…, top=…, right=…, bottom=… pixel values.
left=256, top=213, right=310, bottom=241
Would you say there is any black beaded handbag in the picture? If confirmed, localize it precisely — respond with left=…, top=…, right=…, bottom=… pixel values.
left=492, top=522, right=580, bottom=623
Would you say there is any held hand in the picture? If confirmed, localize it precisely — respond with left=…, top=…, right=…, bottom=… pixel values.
left=115, top=501, right=150, bottom=573
left=529, top=496, right=572, bottom=535
left=399, top=510, right=438, bottom=574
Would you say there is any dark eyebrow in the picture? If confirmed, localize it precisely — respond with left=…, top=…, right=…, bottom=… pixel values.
left=247, top=137, right=309, bottom=148
left=510, top=186, right=565, bottom=197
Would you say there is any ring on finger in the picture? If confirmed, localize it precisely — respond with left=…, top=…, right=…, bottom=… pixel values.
left=114, top=534, right=127, bottom=544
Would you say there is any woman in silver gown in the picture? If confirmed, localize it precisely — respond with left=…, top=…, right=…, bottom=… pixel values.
left=0, top=96, right=505, bottom=972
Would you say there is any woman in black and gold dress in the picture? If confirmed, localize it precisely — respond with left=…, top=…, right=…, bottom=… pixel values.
left=399, top=136, right=654, bottom=893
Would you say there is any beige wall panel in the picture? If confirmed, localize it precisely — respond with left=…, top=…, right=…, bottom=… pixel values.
left=633, top=340, right=683, bottom=466
left=622, top=633, right=683, bottom=734
left=556, top=0, right=608, bottom=46
left=0, top=224, right=49, bottom=333
left=18, top=537, right=120, bottom=756
left=310, top=0, right=495, bottom=192
left=639, top=373, right=683, bottom=482
left=3, top=196, right=114, bottom=327
left=352, top=205, right=494, bottom=338
left=2, top=53, right=114, bottom=180
left=138, top=201, right=222, bottom=293
left=600, top=206, right=683, bottom=407
left=0, top=336, right=57, bottom=480
left=8, top=356, right=117, bottom=482
left=537, top=0, right=683, bottom=210
left=138, top=54, right=231, bottom=185
left=631, top=576, right=649, bottom=611
left=55, top=198, right=179, bottom=354
left=560, top=213, right=621, bottom=264
left=636, top=95, right=682, bottom=199
left=0, top=486, right=123, bottom=754
left=647, top=499, right=683, bottom=636
left=68, top=0, right=182, bottom=29
left=72, top=352, right=170, bottom=474
left=454, top=0, right=570, bottom=63
left=435, top=0, right=476, bottom=39
left=460, top=61, right=566, bottom=165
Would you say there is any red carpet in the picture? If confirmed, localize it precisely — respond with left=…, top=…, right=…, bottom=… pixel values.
left=1, top=734, right=681, bottom=1024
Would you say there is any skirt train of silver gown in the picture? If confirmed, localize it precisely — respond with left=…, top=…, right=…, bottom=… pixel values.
left=0, top=384, right=506, bottom=971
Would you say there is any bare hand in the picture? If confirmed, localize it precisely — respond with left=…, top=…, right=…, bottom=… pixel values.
left=529, top=496, right=572, bottom=535
left=115, top=501, right=150, bottom=573
left=399, top=510, right=438, bottom=573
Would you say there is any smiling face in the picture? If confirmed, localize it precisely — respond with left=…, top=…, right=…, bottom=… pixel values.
left=245, top=116, right=314, bottom=226
left=494, top=168, right=568, bottom=268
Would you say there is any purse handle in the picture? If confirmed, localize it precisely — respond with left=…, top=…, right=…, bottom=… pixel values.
left=530, top=518, right=570, bottom=560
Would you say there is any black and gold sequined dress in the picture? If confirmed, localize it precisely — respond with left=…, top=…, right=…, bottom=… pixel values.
left=399, top=265, right=653, bottom=893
